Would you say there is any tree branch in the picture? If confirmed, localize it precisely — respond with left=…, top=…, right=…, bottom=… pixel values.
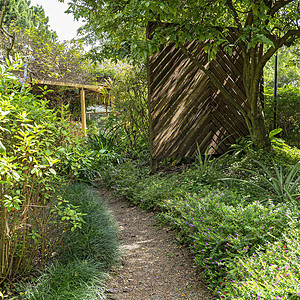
left=226, top=0, right=242, bottom=31
left=261, top=29, right=300, bottom=66
left=269, top=0, right=294, bottom=16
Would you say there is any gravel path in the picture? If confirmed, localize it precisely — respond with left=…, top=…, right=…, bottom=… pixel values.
left=97, top=189, right=215, bottom=300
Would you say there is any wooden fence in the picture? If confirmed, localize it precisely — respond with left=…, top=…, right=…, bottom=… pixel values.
left=147, top=22, right=249, bottom=166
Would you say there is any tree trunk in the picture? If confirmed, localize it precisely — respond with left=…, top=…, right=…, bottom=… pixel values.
left=243, top=53, right=272, bottom=150
left=246, top=109, right=271, bottom=149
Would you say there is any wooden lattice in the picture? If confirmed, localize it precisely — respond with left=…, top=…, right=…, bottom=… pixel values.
left=147, top=23, right=249, bottom=163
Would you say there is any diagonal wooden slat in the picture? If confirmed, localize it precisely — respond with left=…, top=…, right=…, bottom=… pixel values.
left=147, top=22, right=250, bottom=164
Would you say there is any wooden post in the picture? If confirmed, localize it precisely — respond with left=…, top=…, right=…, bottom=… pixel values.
left=80, top=88, right=87, bottom=135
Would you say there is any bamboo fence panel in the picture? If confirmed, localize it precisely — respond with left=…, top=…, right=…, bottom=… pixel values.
left=147, top=23, right=249, bottom=164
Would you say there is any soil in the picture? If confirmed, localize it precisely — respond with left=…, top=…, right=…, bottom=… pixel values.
left=97, top=188, right=215, bottom=300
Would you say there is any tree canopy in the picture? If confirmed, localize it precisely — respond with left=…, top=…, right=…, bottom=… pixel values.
left=0, top=0, right=46, bottom=28
left=0, top=0, right=96, bottom=85
left=63, top=0, right=300, bottom=60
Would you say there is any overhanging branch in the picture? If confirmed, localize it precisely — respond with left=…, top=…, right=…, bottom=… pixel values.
left=269, top=0, right=294, bottom=16
left=261, top=29, right=300, bottom=66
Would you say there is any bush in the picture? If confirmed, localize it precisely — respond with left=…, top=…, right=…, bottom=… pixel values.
left=0, top=64, right=84, bottom=286
left=104, top=63, right=149, bottom=160
left=159, top=190, right=297, bottom=289
left=265, top=85, right=300, bottom=147
left=98, top=147, right=300, bottom=297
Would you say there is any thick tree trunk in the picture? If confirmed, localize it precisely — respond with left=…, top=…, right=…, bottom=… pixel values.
left=243, top=52, right=272, bottom=150
left=245, top=109, right=271, bottom=149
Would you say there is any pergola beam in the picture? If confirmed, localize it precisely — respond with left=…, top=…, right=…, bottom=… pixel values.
left=32, top=79, right=108, bottom=93
left=32, top=79, right=111, bottom=134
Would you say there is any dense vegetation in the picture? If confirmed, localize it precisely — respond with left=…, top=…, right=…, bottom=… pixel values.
left=67, top=58, right=299, bottom=299
left=23, top=183, right=119, bottom=300
left=0, top=63, right=120, bottom=300
left=0, top=0, right=299, bottom=299
left=83, top=117, right=300, bottom=298
left=65, top=0, right=300, bottom=149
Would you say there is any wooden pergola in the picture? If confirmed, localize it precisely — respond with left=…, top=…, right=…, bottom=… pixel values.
left=33, top=79, right=109, bottom=135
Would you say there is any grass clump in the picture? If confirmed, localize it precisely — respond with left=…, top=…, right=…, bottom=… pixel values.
left=22, top=183, right=119, bottom=300
left=25, top=260, right=107, bottom=300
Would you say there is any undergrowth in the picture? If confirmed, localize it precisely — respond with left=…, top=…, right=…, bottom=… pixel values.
left=99, top=146, right=300, bottom=299
left=21, top=184, right=119, bottom=300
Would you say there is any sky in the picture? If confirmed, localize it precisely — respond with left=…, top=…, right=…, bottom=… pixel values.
left=29, top=0, right=85, bottom=41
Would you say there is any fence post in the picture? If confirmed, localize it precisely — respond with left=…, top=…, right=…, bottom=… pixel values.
left=80, top=88, right=87, bottom=136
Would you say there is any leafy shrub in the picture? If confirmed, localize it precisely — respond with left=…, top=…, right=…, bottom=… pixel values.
left=98, top=146, right=300, bottom=297
left=221, top=159, right=300, bottom=204
left=0, top=64, right=84, bottom=286
left=159, top=191, right=295, bottom=290
left=105, top=64, right=149, bottom=159
left=264, top=85, right=300, bottom=147
left=103, top=161, right=150, bottom=200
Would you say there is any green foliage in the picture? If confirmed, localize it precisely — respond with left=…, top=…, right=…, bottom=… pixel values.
left=0, top=0, right=40, bottom=28
left=93, top=59, right=133, bottom=79
left=61, top=130, right=127, bottom=185
left=64, top=0, right=300, bottom=149
left=24, top=260, right=107, bottom=300
left=1, top=0, right=97, bottom=90
left=87, top=132, right=124, bottom=164
left=11, top=24, right=94, bottom=84
left=80, top=61, right=150, bottom=174
left=252, top=160, right=300, bottom=202
left=65, top=0, right=300, bottom=62
left=51, top=197, right=86, bottom=232
left=59, top=143, right=101, bottom=183
left=224, top=221, right=300, bottom=299
left=0, top=64, right=85, bottom=286
left=22, top=183, right=119, bottom=300
left=160, top=192, right=293, bottom=291
left=195, top=144, right=218, bottom=176
left=228, top=136, right=254, bottom=157
left=221, top=158, right=300, bottom=203
left=229, top=129, right=297, bottom=158
left=264, top=85, right=300, bottom=147
left=60, top=184, right=119, bottom=266
left=264, top=44, right=300, bottom=88
left=106, top=63, right=149, bottom=158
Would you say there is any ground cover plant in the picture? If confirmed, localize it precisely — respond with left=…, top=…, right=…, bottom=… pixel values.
left=22, top=183, right=119, bottom=300
left=97, top=143, right=300, bottom=299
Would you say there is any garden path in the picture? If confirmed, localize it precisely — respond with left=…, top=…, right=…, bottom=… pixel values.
left=97, top=189, right=214, bottom=300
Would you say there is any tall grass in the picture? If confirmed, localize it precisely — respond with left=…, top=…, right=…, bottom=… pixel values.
left=22, top=184, right=119, bottom=300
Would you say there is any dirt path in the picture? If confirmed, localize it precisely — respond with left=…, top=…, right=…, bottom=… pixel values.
left=97, top=189, right=214, bottom=300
